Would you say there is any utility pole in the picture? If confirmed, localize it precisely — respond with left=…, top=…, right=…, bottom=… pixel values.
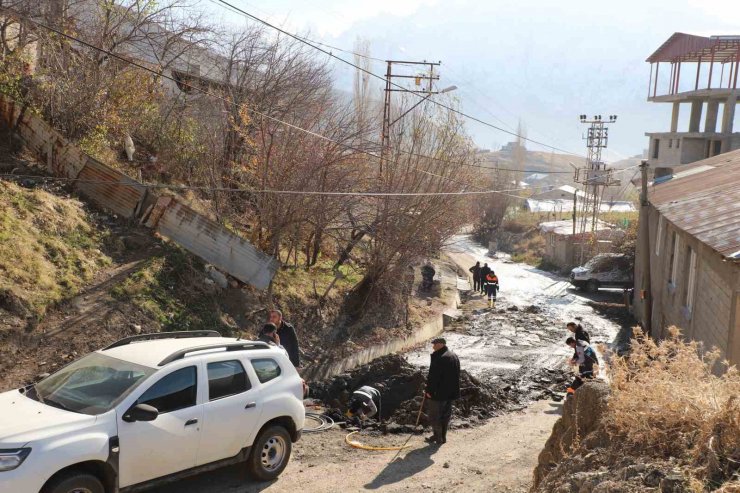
left=380, top=60, right=441, bottom=176
left=574, top=114, right=620, bottom=264
left=639, top=160, right=652, bottom=337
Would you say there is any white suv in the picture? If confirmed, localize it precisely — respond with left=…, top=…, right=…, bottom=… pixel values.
left=0, top=331, right=305, bottom=493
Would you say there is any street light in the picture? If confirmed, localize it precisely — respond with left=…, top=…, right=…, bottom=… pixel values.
left=389, top=85, right=458, bottom=127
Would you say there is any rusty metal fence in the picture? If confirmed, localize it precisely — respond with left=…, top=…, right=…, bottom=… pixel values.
left=0, top=95, right=279, bottom=290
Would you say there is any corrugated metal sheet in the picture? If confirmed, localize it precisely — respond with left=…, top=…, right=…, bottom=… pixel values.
left=646, top=32, right=732, bottom=62
left=155, top=200, right=279, bottom=290
left=650, top=150, right=740, bottom=258
left=74, top=159, right=146, bottom=218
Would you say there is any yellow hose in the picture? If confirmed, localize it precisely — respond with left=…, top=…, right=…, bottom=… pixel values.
left=344, top=431, right=412, bottom=451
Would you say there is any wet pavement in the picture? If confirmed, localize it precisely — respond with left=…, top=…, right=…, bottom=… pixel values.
left=406, top=234, right=623, bottom=386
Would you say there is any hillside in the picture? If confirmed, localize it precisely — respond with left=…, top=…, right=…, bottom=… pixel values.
left=474, top=148, right=640, bottom=201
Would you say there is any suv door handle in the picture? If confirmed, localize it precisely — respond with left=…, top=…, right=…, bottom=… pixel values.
left=185, top=419, right=199, bottom=426
left=245, top=402, right=257, bottom=409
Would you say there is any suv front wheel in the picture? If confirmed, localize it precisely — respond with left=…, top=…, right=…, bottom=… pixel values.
left=247, top=425, right=292, bottom=481
left=43, top=471, right=105, bottom=493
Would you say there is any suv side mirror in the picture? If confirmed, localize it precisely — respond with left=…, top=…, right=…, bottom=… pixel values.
left=123, top=403, right=159, bottom=423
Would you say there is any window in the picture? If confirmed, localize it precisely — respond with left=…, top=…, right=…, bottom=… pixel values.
left=655, top=216, right=664, bottom=256
left=668, top=139, right=673, bottom=148
left=137, top=367, right=197, bottom=414
left=668, top=231, right=679, bottom=286
left=676, top=139, right=680, bottom=149
left=683, top=247, right=697, bottom=310
left=251, top=359, right=281, bottom=384
left=652, top=139, right=660, bottom=159
left=208, top=360, right=250, bottom=400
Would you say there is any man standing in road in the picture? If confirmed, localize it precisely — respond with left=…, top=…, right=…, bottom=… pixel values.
left=479, top=263, right=491, bottom=294
left=425, top=337, right=460, bottom=445
left=469, top=261, right=482, bottom=292
left=268, top=310, right=300, bottom=368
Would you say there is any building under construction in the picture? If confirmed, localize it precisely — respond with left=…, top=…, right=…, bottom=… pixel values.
left=645, top=33, right=740, bottom=174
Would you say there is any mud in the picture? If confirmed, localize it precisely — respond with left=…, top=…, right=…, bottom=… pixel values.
left=310, top=354, right=570, bottom=432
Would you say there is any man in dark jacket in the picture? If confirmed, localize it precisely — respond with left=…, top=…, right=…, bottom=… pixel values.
left=268, top=310, right=300, bottom=367
left=479, top=263, right=491, bottom=293
left=469, top=261, right=482, bottom=292
left=425, top=337, right=460, bottom=445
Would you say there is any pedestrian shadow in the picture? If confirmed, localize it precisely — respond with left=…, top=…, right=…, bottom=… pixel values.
left=363, top=444, right=439, bottom=490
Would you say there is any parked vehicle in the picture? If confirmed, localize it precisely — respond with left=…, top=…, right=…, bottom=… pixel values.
left=0, top=331, right=305, bottom=493
left=570, top=253, right=633, bottom=292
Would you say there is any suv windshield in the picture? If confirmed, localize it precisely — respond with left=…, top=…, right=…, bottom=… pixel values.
left=30, top=353, right=156, bottom=415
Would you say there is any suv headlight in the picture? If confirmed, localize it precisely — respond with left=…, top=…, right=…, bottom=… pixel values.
left=0, top=448, right=31, bottom=471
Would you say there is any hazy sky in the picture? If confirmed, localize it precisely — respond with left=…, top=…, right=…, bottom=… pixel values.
left=201, top=0, right=740, bottom=161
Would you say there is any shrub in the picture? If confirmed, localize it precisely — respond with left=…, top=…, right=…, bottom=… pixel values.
left=606, top=327, right=740, bottom=487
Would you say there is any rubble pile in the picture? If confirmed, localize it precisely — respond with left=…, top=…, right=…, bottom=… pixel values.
left=311, top=354, right=571, bottom=432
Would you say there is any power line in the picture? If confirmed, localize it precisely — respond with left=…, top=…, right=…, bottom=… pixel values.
left=1, top=164, right=641, bottom=196
left=2, top=7, right=485, bottom=189
left=0, top=173, right=545, bottom=197
left=211, top=0, right=585, bottom=158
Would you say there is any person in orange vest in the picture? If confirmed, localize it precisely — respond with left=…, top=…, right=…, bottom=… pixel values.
left=484, top=271, right=499, bottom=306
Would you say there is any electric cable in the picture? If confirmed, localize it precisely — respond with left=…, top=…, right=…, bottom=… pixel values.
left=210, top=0, right=585, bottom=158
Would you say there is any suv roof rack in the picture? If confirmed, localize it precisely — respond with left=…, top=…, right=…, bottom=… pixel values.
left=104, top=331, right=221, bottom=350
left=158, top=342, right=270, bottom=366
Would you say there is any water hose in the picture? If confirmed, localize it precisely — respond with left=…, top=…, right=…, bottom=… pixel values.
left=344, top=431, right=412, bottom=451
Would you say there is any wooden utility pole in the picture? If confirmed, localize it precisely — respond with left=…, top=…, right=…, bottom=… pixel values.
left=638, top=160, right=652, bottom=337
left=379, top=60, right=440, bottom=176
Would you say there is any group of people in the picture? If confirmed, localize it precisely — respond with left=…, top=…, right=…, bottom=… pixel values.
left=565, top=322, right=599, bottom=395
left=256, top=310, right=301, bottom=367
left=469, top=261, right=500, bottom=305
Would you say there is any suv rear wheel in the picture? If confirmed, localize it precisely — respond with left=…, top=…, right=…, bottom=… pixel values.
left=43, top=472, right=104, bottom=493
left=247, top=425, right=292, bottom=481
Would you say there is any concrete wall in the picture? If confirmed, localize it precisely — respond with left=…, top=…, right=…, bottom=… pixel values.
left=302, top=273, right=461, bottom=381
left=681, top=137, right=708, bottom=163
left=633, top=206, right=740, bottom=364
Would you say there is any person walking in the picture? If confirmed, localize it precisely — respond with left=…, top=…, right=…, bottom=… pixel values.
left=347, top=385, right=381, bottom=421
left=484, top=271, right=499, bottom=307
left=565, top=336, right=599, bottom=395
left=469, top=261, right=482, bottom=292
left=479, top=263, right=491, bottom=294
left=566, top=322, right=590, bottom=343
left=425, top=337, right=460, bottom=445
left=268, top=310, right=300, bottom=367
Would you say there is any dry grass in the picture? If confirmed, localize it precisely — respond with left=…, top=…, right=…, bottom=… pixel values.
left=0, top=181, right=111, bottom=319
left=606, top=327, right=740, bottom=488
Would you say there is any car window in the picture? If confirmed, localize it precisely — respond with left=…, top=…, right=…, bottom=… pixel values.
left=208, top=360, right=250, bottom=400
left=251, top=359, right=281, bottom=384
left=31, top=353, right=156, bottom=415
left=137, top=367, right=197, bottom=414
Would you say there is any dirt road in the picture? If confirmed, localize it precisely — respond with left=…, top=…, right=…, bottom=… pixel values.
left=148, top=400, right=560, bottom=493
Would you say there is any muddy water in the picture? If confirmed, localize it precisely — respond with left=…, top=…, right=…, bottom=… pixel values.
left=406, top=235, right=621, bottom=386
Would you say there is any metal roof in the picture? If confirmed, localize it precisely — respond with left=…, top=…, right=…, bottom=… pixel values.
left=649, top=149, right=740, bottom=258
left=647, top=32, right=740, bottom=63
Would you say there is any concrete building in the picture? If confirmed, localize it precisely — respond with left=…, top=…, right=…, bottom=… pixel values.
left=632, top=150, right=740, bottom=366
left=645, top=34, right=740, bottom=174
left=539, top=220, right=623, bottom=271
